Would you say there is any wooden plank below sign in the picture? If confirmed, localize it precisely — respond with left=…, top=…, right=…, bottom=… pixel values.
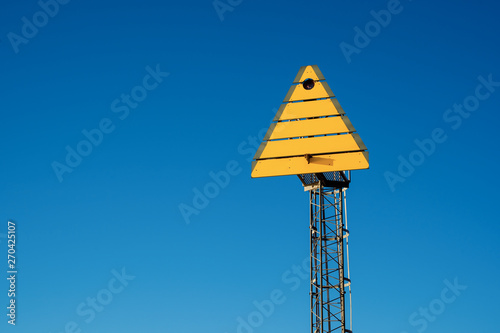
left=251, top=151, right=369, bottom=178
left=255, top=133, right=367, bottom=160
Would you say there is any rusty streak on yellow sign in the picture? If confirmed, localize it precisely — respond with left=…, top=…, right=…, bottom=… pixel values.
left=251, top=65, right=369, bottom=178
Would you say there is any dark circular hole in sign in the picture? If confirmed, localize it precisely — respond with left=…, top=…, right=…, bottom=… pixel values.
left=303, top=78, right=315, bottom=90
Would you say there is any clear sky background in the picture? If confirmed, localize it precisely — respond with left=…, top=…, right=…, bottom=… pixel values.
left=1, top=0, right=499, bottom=332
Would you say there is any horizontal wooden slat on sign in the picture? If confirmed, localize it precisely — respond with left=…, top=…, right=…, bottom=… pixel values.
left=264, top=116, right=355, bottom=140
left=251, top=151, right=369, bottom=178
left=273, top=98, right=345, bottom=121
left=255, top=133, right=367, bottom=160
left=283, top=81, right=334, bottom=102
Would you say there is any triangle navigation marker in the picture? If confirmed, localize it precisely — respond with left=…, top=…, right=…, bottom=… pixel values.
left=251, top=65, right=369, bottom=178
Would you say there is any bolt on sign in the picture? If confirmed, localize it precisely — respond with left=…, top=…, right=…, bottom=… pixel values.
left=251, top=65, right=369, bottom=178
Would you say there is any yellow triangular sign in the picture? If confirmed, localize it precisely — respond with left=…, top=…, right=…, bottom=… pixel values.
left=251, top=65, right=369, bottom=178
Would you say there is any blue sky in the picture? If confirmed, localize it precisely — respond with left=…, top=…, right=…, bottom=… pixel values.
left=1, top=0, right=499, bottom=332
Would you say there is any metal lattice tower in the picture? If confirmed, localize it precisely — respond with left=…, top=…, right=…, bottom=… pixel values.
left=300, top=172, right=352, bottom=333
